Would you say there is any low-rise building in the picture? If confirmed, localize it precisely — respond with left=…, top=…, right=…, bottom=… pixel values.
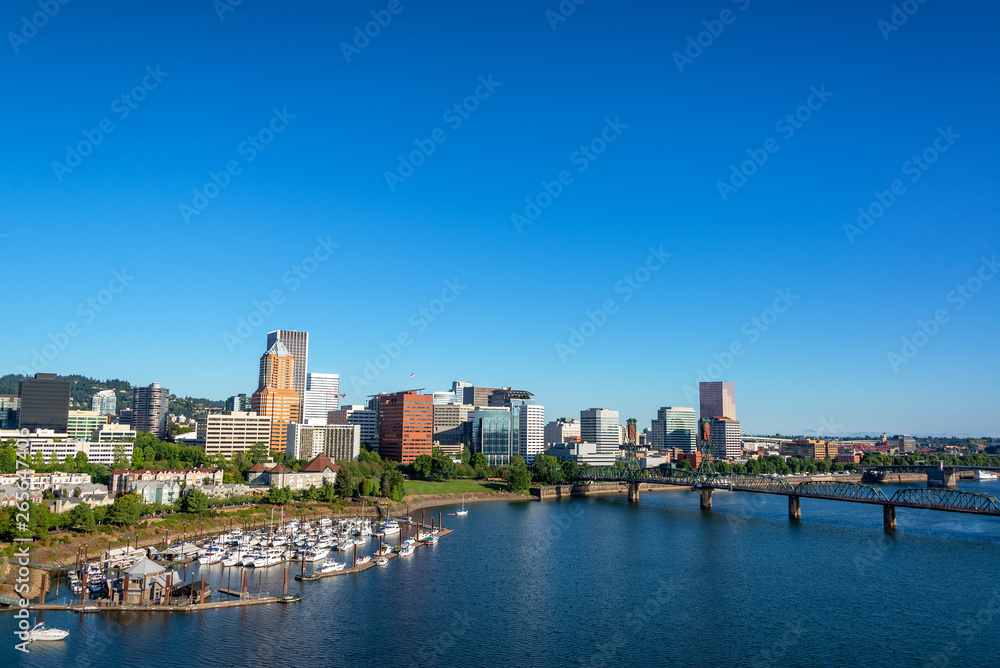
left=0, top=469, right=91, bottom=492
left=545, top=441, right=614, bottom=467
left=134, top=480, right=181, bottom=505
left=246, top=454, right=340, bottom=490
left=190, top=483, right=251, bottom=498
left=0, top=485, right=43, bottom=506
left=780, top=439, right=840, bottom=461
left=111, top=468, right=224, bottom=495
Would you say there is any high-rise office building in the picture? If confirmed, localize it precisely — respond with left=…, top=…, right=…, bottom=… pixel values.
left=472, top=407, right=514, bottom=467
left=710, top=417, right=741, bottom=461
left=377, top=390, right=432, bottom=464
left=91, top=389, right=117, bottom=416
left=433, top=381, right=471, bottom=406
left=0, top=395, right=20, bottom=430
left=18, top=373, right=71, bottom=433
left=286, top=423, right=360, bottom=461
left=67, top=410, right=107, bottom=440
left=132, top=382, right=170, bottom=438
left=251, top=341, right=300, bottom=454
left=580, top=408, right=620, bottom=464
left=266, top=330, right=309, bottom=411
left=544, top=418, right=581, bottom=444
left=651, top=407, right=697, bottom=453
left=225, top=394, right=252, bottom=412
left=700, top=382, right=736, bottom=421
left=517, top=403, right=545, bottom=465
left=462, top=385, right=502, bottom=407
left=432, top=403, right=475, bottom=454
left=302, top=372, right=339, bottom=425
left=198, top=411, right=272, bottom=459
left=329, top=405, right=378, bottom=449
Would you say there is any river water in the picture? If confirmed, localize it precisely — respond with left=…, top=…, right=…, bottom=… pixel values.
left=5, top=479, right=1000, bottom=667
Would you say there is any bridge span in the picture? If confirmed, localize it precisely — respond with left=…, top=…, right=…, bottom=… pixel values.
left=576, top=466, right=1000, bottom=531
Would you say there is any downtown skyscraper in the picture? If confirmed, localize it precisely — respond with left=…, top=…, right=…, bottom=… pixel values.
left=251, top=340, right=300, bottom=454
left=267, top=329, right=309, bottom=412
left=699, top=382, right=736, bottom=421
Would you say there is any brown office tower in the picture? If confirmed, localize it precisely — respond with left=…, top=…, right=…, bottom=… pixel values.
left=377, top=390, right=433, bottom=464
left=251, top=341, right=300, bottom=454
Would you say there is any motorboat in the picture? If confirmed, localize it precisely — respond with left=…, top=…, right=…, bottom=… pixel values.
left=399, top=544, right=415, bottom=557
left=377, top=557, right=389, bottom=566
left=379, top=520, right=401, bottom=535
left=306, top=548, right=330, bottom=562
left=198, top=550, right=224, bottom=565
left=317, top=560, right=345, bottom=573
left=355, top=555, right=371, bottom=567
left=425, top=535, right=438, bottom=545
left=27, top=623, right=69, bottom=642
left=377, top=544, right=394, bottom=556
left=975, top=470, right=998, bottom=480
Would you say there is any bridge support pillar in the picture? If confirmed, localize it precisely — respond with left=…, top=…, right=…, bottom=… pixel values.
left=627, top=482, right=641, bottom=503
left=788, top=495, right=801, bottom=521
left=699, top=489, right=713, bottom=510
left=883, top=505, right=897, bottom=532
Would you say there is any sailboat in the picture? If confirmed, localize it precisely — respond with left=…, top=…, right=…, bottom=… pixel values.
left=456, top=494, right=468, bottom=516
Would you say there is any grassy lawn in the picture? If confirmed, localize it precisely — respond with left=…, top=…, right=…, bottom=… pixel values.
left=404, top=480, right=506, bottom=495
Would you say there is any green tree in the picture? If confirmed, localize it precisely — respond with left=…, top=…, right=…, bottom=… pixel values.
left=531, top=455, right=564, bottom=485
left=112, top=443, right=130, bottom=471
left=73, top=451, right=88, bottom=472
left=143, top=445, right=156, bottom=464
left=430, top=456, right=457, bottom=481
left=412, top=454, right=434, bottom=480
left=559, top=460, right=580, bottom=481
left=459, top=446, right=471, bottom=466
left=68, top=502, right=96, bottom=532
left=248, top=442, right=269, bottom=464
left=105, top=495, right=142, bottom=526
left=380, top=469, right=405, bottom=502
left=131, top=446, right=145, bottom=469
left=180, top=489, right=209, bottom=514
left=335, top=471, right=359, bottom=498
left=0, top=445, right=16, bottom=474
left=470, top=452, right=488, bottom=470
left=505, top=460, right=531, bottom=493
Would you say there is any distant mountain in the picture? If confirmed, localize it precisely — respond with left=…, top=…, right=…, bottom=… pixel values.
left=0, top=373, right=224, bottom=419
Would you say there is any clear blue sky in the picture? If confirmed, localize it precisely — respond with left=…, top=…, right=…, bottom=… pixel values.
left=2, top=0, right=998, bottom=436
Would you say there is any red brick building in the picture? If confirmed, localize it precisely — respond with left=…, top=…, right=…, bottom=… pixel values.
left=378, top=390, right=433, bottom=464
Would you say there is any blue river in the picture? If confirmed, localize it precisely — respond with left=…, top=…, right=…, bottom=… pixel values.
left=5, top=479, right=1000, bottom=667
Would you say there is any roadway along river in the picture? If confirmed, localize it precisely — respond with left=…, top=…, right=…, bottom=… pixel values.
left=5, top=479, right=1000, bottom=667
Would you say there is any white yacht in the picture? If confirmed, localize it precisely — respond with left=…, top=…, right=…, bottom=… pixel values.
left=399, top=544, right=415, bottom=557
left=27, top=623, right=69, bottom=642
left=318, top=560, right=345, bottom=573
left=355, top=555, right=371, bottom=567
left=975, top=470, right=998, bottom=480
left=306, top=548, right=330, bottom=562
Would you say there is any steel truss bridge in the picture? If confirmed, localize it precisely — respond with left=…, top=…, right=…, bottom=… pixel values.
left=576, top=465, right=1000, bottom=530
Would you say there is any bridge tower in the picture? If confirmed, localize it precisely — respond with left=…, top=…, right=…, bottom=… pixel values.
left=623, top=418, right=641, bottom=502
left=694, top=417, right=716, bottom=509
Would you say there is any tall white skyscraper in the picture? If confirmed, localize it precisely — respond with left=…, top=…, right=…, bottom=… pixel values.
left=699, top=382, right=735, bottom=421
left=91, top=389, right=117, bottom=416
left=302, top=372, right=339, bottom=425
left=517, top=404, right=545, bottom=465
left=580, top=408, right=619, bottom=463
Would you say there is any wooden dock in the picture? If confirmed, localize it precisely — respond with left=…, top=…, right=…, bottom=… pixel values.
left=25, top=597, right=282, bottom=613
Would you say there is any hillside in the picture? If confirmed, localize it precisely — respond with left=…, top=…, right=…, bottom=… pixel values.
left=0, top=373, right=224, bottom=419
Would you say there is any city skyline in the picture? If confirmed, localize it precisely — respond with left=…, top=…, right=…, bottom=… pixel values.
left=4, top=1, right=998, bottom=437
